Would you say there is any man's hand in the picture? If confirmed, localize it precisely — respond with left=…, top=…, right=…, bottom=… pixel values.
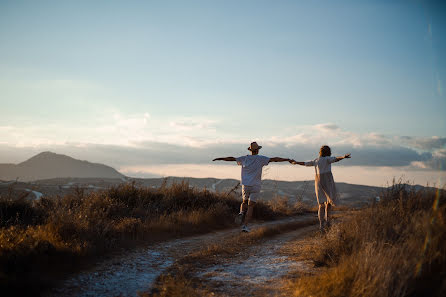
left=213, top=157, right=236, bottom=162
left=344, top=153, right=351, bottom=159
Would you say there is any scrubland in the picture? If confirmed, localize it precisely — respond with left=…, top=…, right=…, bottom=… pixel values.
left=0, top=181, right=289, bottom=294
left=144, top=183, right=446, bottom=297
left=3, top=178, right=439, bottom=297
left=288, top=183, right=446, bottom=297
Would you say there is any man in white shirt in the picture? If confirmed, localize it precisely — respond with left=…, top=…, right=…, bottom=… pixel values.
left=213, top=142, right=290, bottom=232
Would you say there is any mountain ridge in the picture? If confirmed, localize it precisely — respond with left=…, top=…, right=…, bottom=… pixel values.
left=0, top=151, right=125, bottom=181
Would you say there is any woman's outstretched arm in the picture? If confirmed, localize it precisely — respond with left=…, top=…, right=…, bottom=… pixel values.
left=213, top=157, right=236, bottom=161
left=289, top=159, right=306, bottom=166
left=333, top=153, right=351, bottom=162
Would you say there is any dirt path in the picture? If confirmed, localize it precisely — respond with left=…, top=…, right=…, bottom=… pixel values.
left=189, top=224, right=318, bottom=297
left=45, top=214, right=317, bottom=297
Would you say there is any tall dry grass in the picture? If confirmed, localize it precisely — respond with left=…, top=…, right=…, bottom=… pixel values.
left=0, top=181, right=287, bottom=294
left=290, top=184, right=446, bottom=297
left=266, top=195, right=309, bottom=216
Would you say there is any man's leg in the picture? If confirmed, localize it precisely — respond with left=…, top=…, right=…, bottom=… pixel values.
left=241, top=187, right=259, bottom=232
left=245, top=200, right=256, bottom=225
left=236, top=186, right=249, bottom=225
left=236, top=199, right=248, bottom=225
left=240, top=199, right=248, bottom=215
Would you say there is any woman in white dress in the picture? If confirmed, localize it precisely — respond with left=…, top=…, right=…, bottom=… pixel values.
left=289, top=145, right=351, bottom=230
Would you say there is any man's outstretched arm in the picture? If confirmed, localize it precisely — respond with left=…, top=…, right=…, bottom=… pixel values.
left=269, top=157, right=290, bottom=163
left=213, top=157, right=237, bottom=161
left=289, top=160, right=306, bottom=166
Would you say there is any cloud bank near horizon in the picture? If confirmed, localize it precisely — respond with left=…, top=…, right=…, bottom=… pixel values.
left=0, top=120, right=445, bottom=172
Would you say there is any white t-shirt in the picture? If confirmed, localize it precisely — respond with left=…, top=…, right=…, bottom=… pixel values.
left=305, top=156, right=337, bottom=175
left=236, top=155, right=270, bottom=187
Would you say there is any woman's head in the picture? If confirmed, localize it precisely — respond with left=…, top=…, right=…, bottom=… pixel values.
left=319, top=145, right=331, bottom=157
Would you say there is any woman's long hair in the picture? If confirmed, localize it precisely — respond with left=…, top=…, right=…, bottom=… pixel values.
left=319, top=145, right=331, bottom=157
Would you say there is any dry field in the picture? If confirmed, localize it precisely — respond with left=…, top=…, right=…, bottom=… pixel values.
left=142, top=183, right=445, bottom=297
left=285, top=184, right=446, bottom=297
left=0, top=181, right=298, bottom=295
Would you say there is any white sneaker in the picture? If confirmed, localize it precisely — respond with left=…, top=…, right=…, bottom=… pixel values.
left=241, top=225, right=250, bottom=233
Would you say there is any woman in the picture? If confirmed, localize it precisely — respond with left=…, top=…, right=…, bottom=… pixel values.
left=289, top=145, right=350, bottom=231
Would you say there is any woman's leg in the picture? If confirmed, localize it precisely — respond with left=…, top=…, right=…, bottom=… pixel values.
left=325, top=202, right=332, bottom=227
left=318, top=203, right=324, bottom=230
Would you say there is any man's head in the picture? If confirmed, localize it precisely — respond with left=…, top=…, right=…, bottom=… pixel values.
left=248, top=142, right=262, bottom=155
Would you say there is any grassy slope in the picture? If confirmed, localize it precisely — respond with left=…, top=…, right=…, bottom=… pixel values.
left=0, top=181, right=291, bottom=295
left=287, top=184, right=446, bottom=297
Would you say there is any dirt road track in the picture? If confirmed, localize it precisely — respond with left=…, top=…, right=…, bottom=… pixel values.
left=45, top=214, right=317, bottom=297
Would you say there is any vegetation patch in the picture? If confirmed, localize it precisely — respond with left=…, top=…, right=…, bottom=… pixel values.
left=0, top=181, right=295, bottom=295
left=286, top=184, right=446, bottom=297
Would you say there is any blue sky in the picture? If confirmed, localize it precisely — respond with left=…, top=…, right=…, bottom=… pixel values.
left=1, top=0, right=445, bottom=186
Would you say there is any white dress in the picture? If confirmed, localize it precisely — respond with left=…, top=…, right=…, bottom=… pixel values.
left=305, top=156, right=339, bottom=206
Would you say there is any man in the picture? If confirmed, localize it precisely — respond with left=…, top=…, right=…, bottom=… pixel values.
left=213, top=142, right=290, bottom=232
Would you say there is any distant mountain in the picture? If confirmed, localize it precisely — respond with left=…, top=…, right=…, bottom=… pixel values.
left=0, top=152, right=125, bottom=181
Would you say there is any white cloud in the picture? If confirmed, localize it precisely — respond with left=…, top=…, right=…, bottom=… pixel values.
left=1, top=120, right=441, bottom=154
left=0, top=110, right=225, bottom=148
left=400, top=136, right=446, bottom=150
left=433, top=149, right=446, bottom=158
left=267, top=125, right=391, bottom=148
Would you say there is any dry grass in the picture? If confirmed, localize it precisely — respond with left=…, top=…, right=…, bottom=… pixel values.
left=0, top=180, right=291, bottom=295
left=266, top=195, right=309, bottom=215
left=287, top=184, right=446, bottom=297
left=144, top=272, right=214, bottom=297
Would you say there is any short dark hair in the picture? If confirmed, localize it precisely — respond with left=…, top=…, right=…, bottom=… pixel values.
left=319, top=145, right=331, bottom=157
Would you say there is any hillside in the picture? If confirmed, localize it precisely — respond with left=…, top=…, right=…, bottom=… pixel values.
left=0, top=152, right=125, bottom=181
left=0, top=151, right=409, bottom=207
left=0, top=175, right=383, bottom=207
left=130, top=176, right=383, bottom=207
